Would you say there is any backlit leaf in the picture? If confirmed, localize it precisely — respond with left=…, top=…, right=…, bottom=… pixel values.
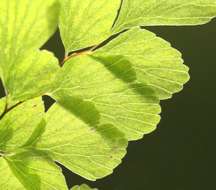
left=95, top=28, right=190, bottom=99
left=52, top=55, right=161, bottom=140
left=113, top=0, right=216, bottom=32
left=0, top=150, right=67, bottom=190
left=0, top=0, right=59, bottom=61
left=5, top=50, right=59, bottom=102
left=0, top=0, right=60, bottom=101
left=59, top=0, right=121, bottom=52
left=37, top=97, right=127, bottom=180
left=0, top=97, right=44, bottom=152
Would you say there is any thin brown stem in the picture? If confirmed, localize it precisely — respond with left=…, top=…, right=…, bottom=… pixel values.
left=60, top=45, right=97, bottom=66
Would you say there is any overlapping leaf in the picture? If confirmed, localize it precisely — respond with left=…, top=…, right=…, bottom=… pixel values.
left=37, top=96, right=127, bottom=180
left=0, top=97, right=68, bottom=190
left=5, top=50, right=59, bottom=102
left=0, top=151, right=67, bottom=190
left=113, top=0, right=216, bottom=32
left=2, top=0, right=214, bottom=188
left=0, top=0, right=60, bottom=102
left=0, top=97, right=44, bottom=152
left=0, top=0, right=59, bottom=60
left=95, top=28, right=190, bottom=99
left=59, top=0, right=121, bottom=52
left=51, top=55, right=161, bottom=140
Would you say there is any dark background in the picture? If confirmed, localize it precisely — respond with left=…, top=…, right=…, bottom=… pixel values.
left=2, top=19, right=216, bottom=190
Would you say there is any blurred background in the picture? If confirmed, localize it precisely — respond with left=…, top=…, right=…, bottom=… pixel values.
left=2, top=18, right=216, bottom=190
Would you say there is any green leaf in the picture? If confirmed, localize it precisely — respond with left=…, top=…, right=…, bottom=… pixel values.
left=59, top=0, right=121, bottom=52
left=113, top=0, right=216, bottom=32
left=95, top=28, right=190, bottom=99
left=0, top=0, right=59, bottom=62
left=4, top=50, right=59, bottom=102
left=0, top=150, right=67, bottom=190
left=0, top=97, right=67, bottom=189
left=71, top=184, right=97, bottom=190
left=0, top=97, right=44, bottom=152
left=36, top=96, right=127, bottom=181
left=0, top=97, right=6, bottom=116
left=51, top=55, right=161, bottom=140
left=0, top=0, right=60, bottom=101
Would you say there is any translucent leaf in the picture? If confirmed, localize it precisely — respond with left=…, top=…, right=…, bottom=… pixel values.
left=95, top=28, right=190, bottom=99
left=4, top=50, right=59, bottom=102
left=0, top=150, right=67, bottom=190
left=0, top=0, right=59, bottom=62
left=51, top=55, right=161, bottom=141
left=71, top=184, right=97, bottom=190
left=0, top=0, right=60, bottom=101
left=113, top=0, right=216, bottom=32
left=37, top=96, right=127, bottom=181
left=0, top=98, right=67, bottom=189
left=59, top=0, right=121, bottom=52
left=0, top=97, right=44, bottom=152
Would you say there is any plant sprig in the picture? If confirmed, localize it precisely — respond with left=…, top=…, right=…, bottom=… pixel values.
left=0, top=0, right=215, bottom=189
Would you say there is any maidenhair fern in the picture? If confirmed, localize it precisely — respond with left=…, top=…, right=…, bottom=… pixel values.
left=0, top=0, right=215, bottom=189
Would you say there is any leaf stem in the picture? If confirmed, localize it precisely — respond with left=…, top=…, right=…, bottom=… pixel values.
left=60, top=46, right=97, bottom=66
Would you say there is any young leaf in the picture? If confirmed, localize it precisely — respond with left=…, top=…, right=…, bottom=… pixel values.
left=113, top=0, right=216, bottom=32
left=52, top=55, right=161, bottom=140
left=0, top=97, right=44, bottom=152
left=4, top=50, right=59, bottom=102
left=0, top=150, right=67, bottom=190
left=36, top=96, right=128, bottom=181
left=95, top=28, right=190, bottom=99
left=71, top=184, right=97, bottom=190
left=59, top=0, right=121, bottom=52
